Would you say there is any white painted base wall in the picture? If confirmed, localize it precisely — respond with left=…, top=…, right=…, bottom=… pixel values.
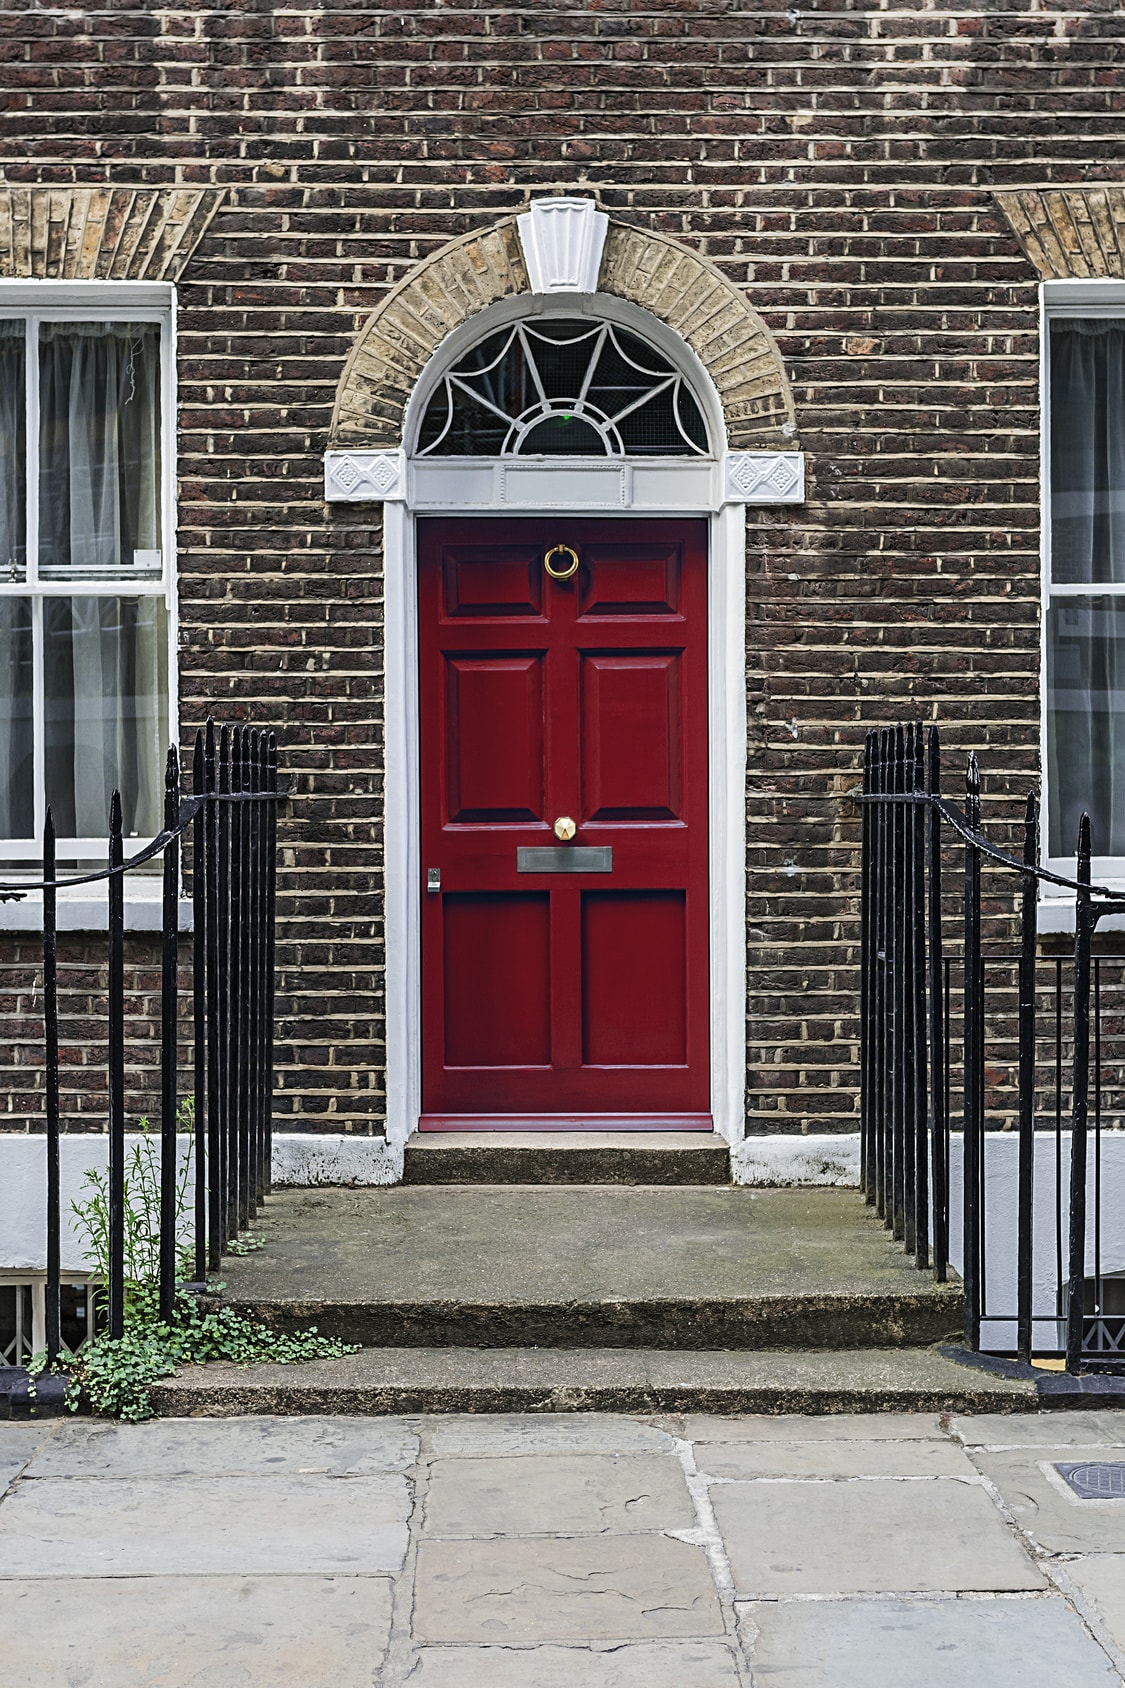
left=0, top=1133, right=400, bottom=1273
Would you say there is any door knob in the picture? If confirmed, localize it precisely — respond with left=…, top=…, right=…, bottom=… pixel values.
left=553, top=816, right=577, bottom=842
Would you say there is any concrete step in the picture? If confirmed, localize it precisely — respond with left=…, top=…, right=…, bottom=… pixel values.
left=403, top=1131, right=731, bottom=1185
left=151, top=1344, right=1037, bottom=1417
left=212, top=1185, right=963, bottom=1352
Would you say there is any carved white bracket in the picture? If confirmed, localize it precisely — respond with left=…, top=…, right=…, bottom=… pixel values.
left=324, top=449, right=406, bottom=502
left=723, top=451, right=805, bottom=504
left=517, top=198, right=609, bottom=295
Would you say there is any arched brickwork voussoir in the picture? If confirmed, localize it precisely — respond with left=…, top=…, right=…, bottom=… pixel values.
left=329, top=217, right=796, bottom=452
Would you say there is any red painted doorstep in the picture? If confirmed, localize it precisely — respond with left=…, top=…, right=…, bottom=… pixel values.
left=418, top=1113, right=715, bottom=1132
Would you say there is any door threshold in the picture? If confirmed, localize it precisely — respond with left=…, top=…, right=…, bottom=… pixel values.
left=418, top=1113, right=714, bottom=1133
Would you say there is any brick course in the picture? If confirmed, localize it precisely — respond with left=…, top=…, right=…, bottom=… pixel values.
left=1, top=0, right=1118, bottom=1135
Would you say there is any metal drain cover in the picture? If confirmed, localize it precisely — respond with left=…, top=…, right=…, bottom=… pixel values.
left=1056, top=1462, right=1125, bottom=1500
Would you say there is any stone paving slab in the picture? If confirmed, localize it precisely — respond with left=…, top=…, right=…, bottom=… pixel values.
left=0, top=1472, right=411, bottom=1577
left=1063, top=1556, right=1125, bottom=1656
left=423, top=1413, right=678, bottom=1457
left=970, top=1446, right=1125, bottom=1554
left=954, top=1411, right=1125, bottom=1447
left=405, top=1640, right=743, bottom=1685
left=744, top=1595, right=1120, bottom=1687
left=693, top=1435, right=978, bottom=1478
left=0, top=1425, right=53, bottom=1493
left=0, top=1574, right=394, bottom=1688
left=680, top=1411, right=948, bottom=1441
left=711, top=1476, right=1046, bottom=1594
left=413, top=1535, right=724, bottom=1644
left=1, top=1411, right=1124, bottom=1685
left=424, top=1452, right=695, bottom=1536
left=25, top=1415, right=419, bottom=1477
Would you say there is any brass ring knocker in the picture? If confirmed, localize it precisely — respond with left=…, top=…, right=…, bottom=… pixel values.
left=543, top=544, right=580, bottom=582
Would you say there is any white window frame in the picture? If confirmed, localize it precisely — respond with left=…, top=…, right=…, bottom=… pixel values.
left=1041, top=278, right=1125, bottom=895
left=0, top=280, right=178, bottom=869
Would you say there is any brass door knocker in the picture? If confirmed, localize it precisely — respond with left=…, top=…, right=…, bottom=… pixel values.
left=543, top=544, right=580, bottom=582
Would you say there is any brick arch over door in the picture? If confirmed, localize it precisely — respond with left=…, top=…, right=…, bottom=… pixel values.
left=329, top=216, right=797, bottom=451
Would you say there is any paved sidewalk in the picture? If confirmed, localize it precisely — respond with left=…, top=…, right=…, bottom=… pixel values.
left=1, top=1409, right=1124, bottom=1685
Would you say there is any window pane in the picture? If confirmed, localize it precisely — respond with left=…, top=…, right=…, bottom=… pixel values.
left=0, top=598, right=33, bottom=838
left=38, top=322, right=161, bottom=577
left=1050, top=320, right=1125, bottom=585
left=1047, top=597, right=1125, bottom=856
left=44, top=596, right=168, bottom=839
left=417, top=315, right=712, bottom=458
left=0, top=320, right=26, bottom=583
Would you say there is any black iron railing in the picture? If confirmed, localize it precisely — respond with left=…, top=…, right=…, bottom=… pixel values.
left=860, top=723, right=1125, bottom=1373
left=1, top=721, right=280, bottom=1363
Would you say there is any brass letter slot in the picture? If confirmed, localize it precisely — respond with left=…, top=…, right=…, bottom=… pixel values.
left=517, top=846, right=613, bottom=874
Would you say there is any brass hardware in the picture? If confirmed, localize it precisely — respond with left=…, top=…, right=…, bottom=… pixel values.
left=519, top=846, right=612, bottom=874
left=553, top=816, right=577, bottom=842
left=543, top=544, right=580, bottom=582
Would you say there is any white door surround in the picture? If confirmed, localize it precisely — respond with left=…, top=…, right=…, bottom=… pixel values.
left=381, top=497, right=749, bottom=1148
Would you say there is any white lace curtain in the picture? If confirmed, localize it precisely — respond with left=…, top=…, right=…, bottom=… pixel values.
left=1048, top=320, right=1125, bottom=858
left=0, top=320, right=165, bottom=844
left=0, top=322, right=30, bottom=839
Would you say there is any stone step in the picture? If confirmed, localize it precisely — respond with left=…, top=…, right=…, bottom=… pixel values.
left=213, top=1185, right=963, bottom=1352
left=403, top=1131, right=731, bottom=1186
left=151, top=1344, right=1037, bottom=1417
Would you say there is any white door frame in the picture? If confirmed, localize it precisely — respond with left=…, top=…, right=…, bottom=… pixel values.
left=381, top=495, right=748, bottom=1147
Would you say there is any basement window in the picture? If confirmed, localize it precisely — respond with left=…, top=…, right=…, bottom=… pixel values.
left=0, top=1276, right=98, bottom=1360
left=0, top=283, right=175, bottom=875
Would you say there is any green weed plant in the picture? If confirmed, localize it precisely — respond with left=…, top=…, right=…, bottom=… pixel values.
left=35, top=1102, right=355, bottom=1421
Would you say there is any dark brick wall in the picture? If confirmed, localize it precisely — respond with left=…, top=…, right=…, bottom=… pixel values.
left=3, top=0, right=1120, bottom=1134
left=0, top=935, right=191, bottom=1132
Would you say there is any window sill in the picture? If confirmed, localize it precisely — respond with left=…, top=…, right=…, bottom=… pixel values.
left=0, top=895, right=194, bottom=935
left=1038, top=900, right=1125, bottom=937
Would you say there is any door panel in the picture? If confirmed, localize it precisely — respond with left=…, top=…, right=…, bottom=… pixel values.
left=442, top=893, right=551, bottom=1068
left=578, top=544, right=682, bottom=617
left=445, top=656, right=544, bottom=822
left=442, top=545, right=545, bottom=618
left=419, top=516, right=709, bottom=1129
left=581, top=652, right=681, bottom=821
left=582, top=890, right=687, bottom=1067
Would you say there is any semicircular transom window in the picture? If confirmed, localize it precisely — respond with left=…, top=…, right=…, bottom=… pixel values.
left=416, top=317, right=711, bottom=458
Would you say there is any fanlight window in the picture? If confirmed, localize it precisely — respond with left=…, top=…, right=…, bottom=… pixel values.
left=416, top=316, right=710, bottom=458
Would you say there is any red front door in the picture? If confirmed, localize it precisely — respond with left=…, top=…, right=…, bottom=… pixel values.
left=419, top=517, right=710, bottom=1129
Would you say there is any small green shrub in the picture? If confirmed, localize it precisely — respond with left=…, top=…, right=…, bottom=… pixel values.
left=69, top=1101, right=196, bottom=1302
left=40, top=1101, right=356, bottom=1421
left=69, top=1289, right=354, bottom=1422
